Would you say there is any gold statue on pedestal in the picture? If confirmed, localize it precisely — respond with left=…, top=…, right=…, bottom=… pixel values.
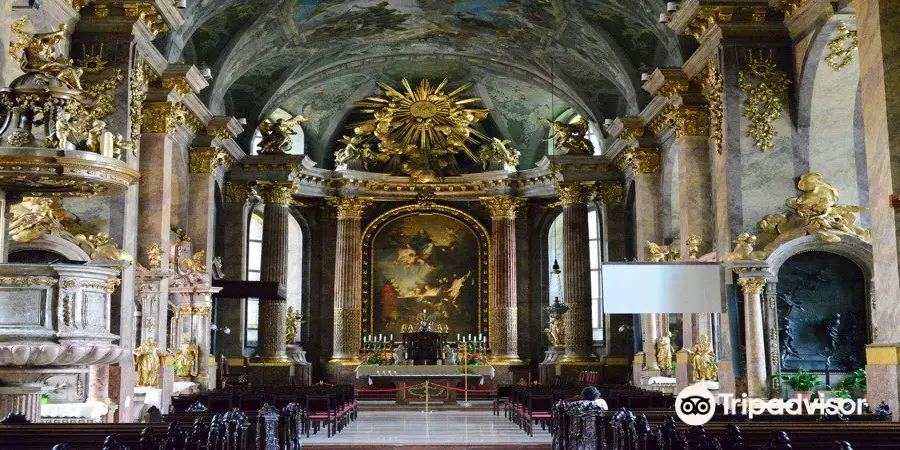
left=656, top=332, right=674, bottom=372
left=9, top=17, right=83, bottom=90
left=545, top=117, right=594, bottom=155
left=257, top=115, right=307, bottom=155
left=285, top=306, right=303, bottom=344
left=172, top=337, right=198, bottom=378
left=544, top=317, right=565, bottom=347
left=689, top=334, right=717, bottom=381
left=134, top=338, right=164, bottom=387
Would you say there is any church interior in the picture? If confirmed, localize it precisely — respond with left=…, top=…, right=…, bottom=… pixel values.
left=0, top=0, right=898, bottom=448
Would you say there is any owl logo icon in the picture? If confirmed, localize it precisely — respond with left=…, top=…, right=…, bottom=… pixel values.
left=675, top=382, right=716, bottom=426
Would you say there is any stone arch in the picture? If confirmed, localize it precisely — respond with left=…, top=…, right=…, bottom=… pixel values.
left=8, top=235, right=90, bottom=263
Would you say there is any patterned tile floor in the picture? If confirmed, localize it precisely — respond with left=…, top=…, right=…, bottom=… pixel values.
left=302, top=408, right=552, bottom=448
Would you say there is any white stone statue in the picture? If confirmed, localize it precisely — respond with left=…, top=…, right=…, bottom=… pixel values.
left=444, top=344, right=459, bottom=365
left=392, top=344, right=406, bottom=365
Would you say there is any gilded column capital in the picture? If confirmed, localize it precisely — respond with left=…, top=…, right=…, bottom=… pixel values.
left=254, top=181, right=297, bottom=205
left=737, top=277, right=768, bottom=295
left=189, top=147, right=231, bottom=174
left=615, top=148, right=660, bottom=174
left=555, top=183, right=595, bottom=205
left=327, top=197, right=374, bottom=218
left=223, top=182, right=252, bottom=204
left=122, top=1, right=170, bottom=36
left=162, top=77, right=192, bottom=96
left=666, top=105, right=710, bottom=138
left=480, top=195, right=524, bottom=219
left=142, top=101, right=187, bottom=135
left=596, top=180, right=624, bottom=205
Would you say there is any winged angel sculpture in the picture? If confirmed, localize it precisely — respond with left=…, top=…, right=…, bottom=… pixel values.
left=257, top=115, right=307, bottom=155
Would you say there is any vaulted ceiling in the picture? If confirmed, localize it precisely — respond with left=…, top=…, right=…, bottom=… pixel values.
left=161, top=0, right=683, bottom=167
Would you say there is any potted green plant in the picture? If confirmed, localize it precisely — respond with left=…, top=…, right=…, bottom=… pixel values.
left=838, top=368, right=866, bottom=400
left=779, top=369, right=822, bottom=401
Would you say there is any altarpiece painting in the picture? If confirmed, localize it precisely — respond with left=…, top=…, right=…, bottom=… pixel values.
left=362, top=206, right=488, bottom=341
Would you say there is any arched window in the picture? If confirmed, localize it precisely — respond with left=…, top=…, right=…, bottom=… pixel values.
left=547, top=205, right=605, bottom=343
left=249, top=108, right=305, bottom=156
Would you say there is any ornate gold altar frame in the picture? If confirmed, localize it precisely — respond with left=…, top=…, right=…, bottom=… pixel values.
left=361, top=203, right=490, bottom=347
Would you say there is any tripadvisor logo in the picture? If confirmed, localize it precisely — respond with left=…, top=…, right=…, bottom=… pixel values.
left=675, top=382, right=716, bottom=426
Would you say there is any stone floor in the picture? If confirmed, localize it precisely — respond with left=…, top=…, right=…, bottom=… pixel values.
left=302, top=408, right=552, bottom=449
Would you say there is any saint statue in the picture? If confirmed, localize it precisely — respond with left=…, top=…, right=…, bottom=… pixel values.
left=172, top=337, right=198, bottom=378
left=134, top=338, right=164, bottom=387
left=545, top=117, right=593, bottom=155
left=689, top=334, right=717, bottom=381
left=544, top=317, right=565, bottom=347
left=285, top=306, right=303, bottom=344
left=9, top=18, right=84, bottom=90
left=257, top=115, right=307, bottom=155
left=656, top=332, right=674, bottom=372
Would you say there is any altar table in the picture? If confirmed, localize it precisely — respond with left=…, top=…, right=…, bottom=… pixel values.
left=356, top=365, right=495, bottom=405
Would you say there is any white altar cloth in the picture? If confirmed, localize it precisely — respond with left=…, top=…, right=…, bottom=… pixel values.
left=41, top=401, right=109, bottom=421
left=355, top=364, right=495, bottom=385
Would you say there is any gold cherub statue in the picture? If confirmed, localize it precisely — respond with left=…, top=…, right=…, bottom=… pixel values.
left=181, top=250, right=207, bottom=273
left=545, top=117, right=593, bottom=155
left=257, top=115, right=307, bottom=155
left=544, top=316, right=565, bottom=347
left=9, top=17, right=83, bottom=90
left=172, top=337, right=198, bottom=378
left=134, top=338, right=164, bottom=387
left=689, top=334, right=718, bottom=381
left=656, top=332, right=674, bottom=372
left=285, top=306, right=303, bottom=344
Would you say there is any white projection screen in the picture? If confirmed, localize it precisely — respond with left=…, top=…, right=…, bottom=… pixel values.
left=601, top=262, right=725, bottom=314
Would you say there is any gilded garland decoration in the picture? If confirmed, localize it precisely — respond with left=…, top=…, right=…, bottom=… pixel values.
left=738, top=52, right=790, bottom=152
left=336, top=78, right=518, bottom=181
left=825, top=22, right=858, bottom=71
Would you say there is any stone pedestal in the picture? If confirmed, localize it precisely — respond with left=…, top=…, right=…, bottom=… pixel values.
left=538, top=346, right=566, bottom=384
left=287, top=345, right=312, bottom=386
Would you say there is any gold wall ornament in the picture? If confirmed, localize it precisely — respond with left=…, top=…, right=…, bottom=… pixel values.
left=665, top=105, right=710, bottom=138
left=327, top=196, right=374, bottom=218
left=9, top=17, right=84, bottom=90
left=78, top=44, right=107, bottom=74
left=254, top=180, right=297, bottom=205
left=738, top=51, right=790, bottom=152
left=726, top=232, right=767, bottom=261
left=646, top=240, right=680, bottom=262
left=257, top=115, right=307, bottom=155
left=656, top=332, right=674, bottom=372
left=737, top=277, right=768, bottom=295
left=480, top=195, right=524, bottom=219
left=686, top=235, right=703, bottom=259
left=171, top=227, right=191, bottom=242
left=0, top=276, right=57, bottom=286
left=146, top=243, right=162, bottom=270
left=74, top=232, right=133, bottom=264
left=657, top=81, right=690, bottom=99
left=65, top=0, right=92, bottom=11
left=189, top=147, right=230, bottom=173
left=130, top=57, right=149, bottom=142
left=285, top=306, right=303, bottom=344
left=224, top=182, right=252, bottom=204
left=773, top=0, right=804, bottom=17
left=596, top=180, right=624, bottom=205
left=162, top=77, right=193, bottom=96
left=122, top=1, right=169, bottom=36
left=81, top=278, right=121, bottom=293
left=825, top=22, right=858, bottom=71
left=142, top=101, right=187, bottom=135
left=181, top=250, right=207, bottom=274
left=688, top=334, right=718, bottom=381
left=699, top=62, right=725, bottom=155
left=336, top=78, right=503, bottom=180
left=555, top=183, right=596, bottom=205
left=619, top=128, right=644, bottom=143
left=545, top=117, right=594, bottom=155
left=615, top=147, right=660, bottom=174
left=9, top=197, right=71, bottom=242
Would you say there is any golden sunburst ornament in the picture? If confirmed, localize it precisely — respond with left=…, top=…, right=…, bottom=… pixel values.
left=336, top=78, right=518, bottom=181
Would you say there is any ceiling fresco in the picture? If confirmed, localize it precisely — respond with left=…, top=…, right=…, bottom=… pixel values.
left=164, top=0, right=681, bottom=164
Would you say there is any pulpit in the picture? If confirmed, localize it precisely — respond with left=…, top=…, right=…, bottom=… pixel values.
left=402, top=332, right=447, bottom=365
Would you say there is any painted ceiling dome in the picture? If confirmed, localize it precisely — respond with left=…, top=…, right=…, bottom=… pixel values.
left=161, top=0, right=684, bottom=168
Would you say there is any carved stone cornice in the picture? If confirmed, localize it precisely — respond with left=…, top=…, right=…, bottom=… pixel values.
left=141, top=101, right=186, bottom=135
left=327, top=197, right=374, bottom=218
left=614, top=148, right=661, bottom=174
left=224, top=182, right=252, bottom=204
left=737, top=277, right=768, bottom=295
left=254, top=181, right=297, bottom=205
left=122, top=1, right=171, bottom=36
left=555, top=183, right=596, bottom=205
left=597, top=180, right=624, bottom=205
left=668, top=0, right=785, bottom=42
left=189, top=147, right=230, bottom=174
left=480, top=195, right=524, bottom=219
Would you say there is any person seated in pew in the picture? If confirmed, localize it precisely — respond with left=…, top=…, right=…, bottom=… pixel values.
left=578, top=386, right=608, bottom=410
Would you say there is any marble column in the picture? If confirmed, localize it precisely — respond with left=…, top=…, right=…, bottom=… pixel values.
left=187, top=147, right=230, bottom=269
left=481, top=196, right=524, bottom=364
left=329, top=197, right=373, bottom=364
left=252, top=181, right=296, bottom=363
left=738, top=277, right=769, bottom=398
left=618, top=148, right=663, bottom=371
left=218, top=182, right=253, bottom=357
left=556, top=184, right=598, bottom=362
left=89, top=364, right=110, bottom=402
left=764, top=281, right=782, bottom=397
left=857, top=0, right=900, bottom=417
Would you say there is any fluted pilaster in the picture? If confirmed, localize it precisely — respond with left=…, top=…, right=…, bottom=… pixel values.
left=329, top=197, right=373, bottom=364
left=481, top=196, right=523, bottom=363
left=557, top=184, right=598, bottom=362
left=0, top=384, right=42, bottom=422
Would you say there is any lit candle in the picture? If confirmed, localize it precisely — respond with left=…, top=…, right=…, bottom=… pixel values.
left=457, top=333, right=461, bottom=341
left=468, top=334, right=472, bottom=341
left=479, top=333, right=483, bottom=342
left=390, top=334, right=393, bottom=341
